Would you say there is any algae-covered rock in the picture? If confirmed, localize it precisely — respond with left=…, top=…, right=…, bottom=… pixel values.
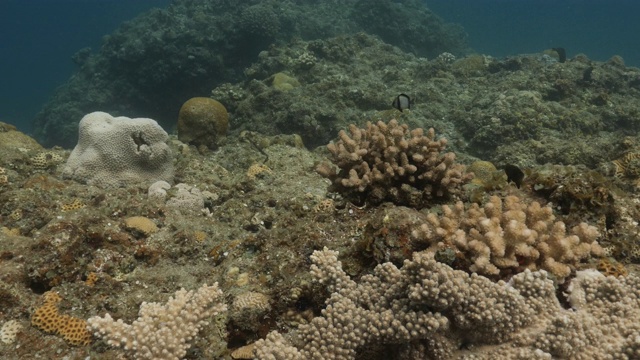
left=271, top=73, right=300, bottom=91
left=0, top=121, right=45, bottom=167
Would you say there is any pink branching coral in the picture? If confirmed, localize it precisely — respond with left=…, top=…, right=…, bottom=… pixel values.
left=316, top=119, right=472, bottom=208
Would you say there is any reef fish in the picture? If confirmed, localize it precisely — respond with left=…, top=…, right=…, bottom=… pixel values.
left=392, top=94, right=411, bottom=112
left=504, top=164, right=525, bottom=188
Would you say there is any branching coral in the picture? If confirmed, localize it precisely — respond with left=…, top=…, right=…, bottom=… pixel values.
left=317, top=119, right=472, bottom=208
left=87, top=283, right=226, bottom=360
left=254, top=248, right=640, bottom=360
left=412, top=195, right=603, bottom=280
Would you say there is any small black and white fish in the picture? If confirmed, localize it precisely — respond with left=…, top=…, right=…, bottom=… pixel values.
left=552, top=47, right=567, bottom=63
left=392, top=94, right=411, bottom=112
left=504, top=164, right=525, bottom=188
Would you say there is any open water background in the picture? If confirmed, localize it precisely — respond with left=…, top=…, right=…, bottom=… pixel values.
left=1, top=0, right=638, bottom=135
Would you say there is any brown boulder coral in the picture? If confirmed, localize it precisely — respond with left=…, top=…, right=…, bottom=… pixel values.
left=178, top=97, right=229, bottom=148
left=317, top=119, right=472, bottom=208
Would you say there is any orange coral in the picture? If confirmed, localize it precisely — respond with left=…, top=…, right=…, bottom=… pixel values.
left=31, top=291, right=92, bottom=346
left=85, top=272, right=98, bottom=287
left=597, top=259, right=628, bottom=277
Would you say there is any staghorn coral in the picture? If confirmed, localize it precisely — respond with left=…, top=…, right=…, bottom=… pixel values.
left=255, top=247, right=640, bottom=360
left=412, top=195, right=603, bottom=280
left=317, top=119, right=472, bottom=208
left=87, top=283, right=226, bottom=360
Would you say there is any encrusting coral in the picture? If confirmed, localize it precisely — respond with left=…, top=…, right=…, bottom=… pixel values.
left=31, top=292, right=92, bottom=346
left=87, top=283, right=226, bottom=360
left=412, top=195, right=603, bottom=280
left=317, top=119, right=472, bottom=208
left=254, top=248, right=640, bottom=360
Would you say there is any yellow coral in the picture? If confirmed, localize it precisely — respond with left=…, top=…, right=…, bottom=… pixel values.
left=85, top=272, right=98, bottom=287
left=313, top=199, right=335, bottom=213
left=61, top=199, right=85, bottom=212
left=272, top=72, right=300, bottom=91
left=246, top=163, right=272, bottom=179
left=9, top=209, right=22, bottom=221
left=30, top=151, right=64, bottom=168
left=0, top=167, right=7, bottom=186
left=1, top=227, right=19, bottom=236
left=192, top=230, right=207, bottom=242
left=469, top=161, right=497, bottom=182
left=124, top=216, right=158, bottom=236
left=597, top=258, right=628, bottom=277
left=31, top=291, right=92, bottom=346
left=611, top=151, right=640, bottom=187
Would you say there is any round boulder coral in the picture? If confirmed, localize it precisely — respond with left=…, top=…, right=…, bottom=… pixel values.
left=177, top=97, right=229, bottom=148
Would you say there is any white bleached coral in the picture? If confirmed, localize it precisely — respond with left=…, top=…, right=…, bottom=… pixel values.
left=87, top=283, right=226, bottom=360
left=62, top=111, right=174, bottom=188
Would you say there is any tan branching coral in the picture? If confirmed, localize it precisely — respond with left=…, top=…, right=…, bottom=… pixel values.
left=88, top=283, right=226, bottom=360
left=254, top=248, right=640, bottom=360
left=412, top=195, right=603, bottom=280
left=317, top=119, right=472, bottom=208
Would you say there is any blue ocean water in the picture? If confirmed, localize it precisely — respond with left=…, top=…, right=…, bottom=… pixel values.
left=426, top=0, right=640, bottom=65
left=1, top=0, right=639, bottom=137
left=0, top=0, right=170, bottom=135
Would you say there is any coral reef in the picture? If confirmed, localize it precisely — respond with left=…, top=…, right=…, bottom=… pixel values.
left=88, top=283, right=226, bottom=360
left=412, top=195, right=603, bottom=280
left=5, top=17, right=640, bottom=359
left=255, top=248, right=640, bottom=360
left=62, top=111, right=174, bottom=188
left=317, top=119, right=471, bottom=208
left=177, top=97, right=229, bottom=149
left=216, top=33, right=640, bottom=169
left=352, top=0, right=467, bottom=58
left=33, top=1, right=468, bottom=148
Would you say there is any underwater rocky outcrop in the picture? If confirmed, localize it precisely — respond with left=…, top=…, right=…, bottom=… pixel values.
left=210, top=36, right=640, bottom=170
left=33, top=0, right=469, bottom=148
